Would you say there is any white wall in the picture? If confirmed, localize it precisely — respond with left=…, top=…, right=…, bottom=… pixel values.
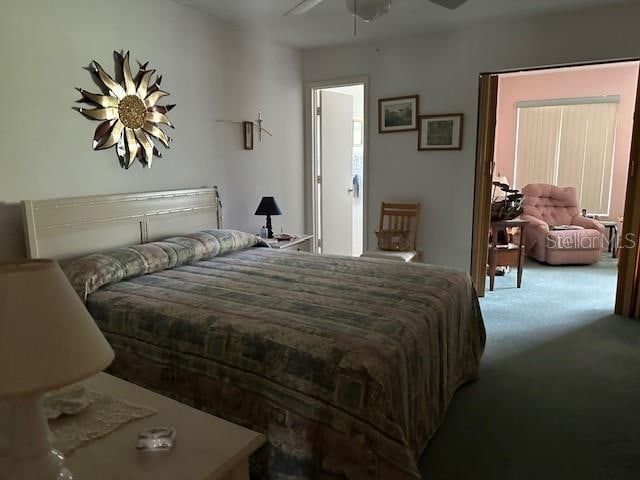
left=0, top=0, right=303, bottom=260
left=302, top=2, right=640, bottom=272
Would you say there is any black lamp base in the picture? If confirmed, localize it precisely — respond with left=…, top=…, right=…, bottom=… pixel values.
left=265, top=215, right=274, bottom=239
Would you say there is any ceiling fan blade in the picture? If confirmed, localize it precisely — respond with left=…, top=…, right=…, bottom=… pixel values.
left=428, top=0, right=468, bottom=9
left=284, top=0, right=325, bottom=16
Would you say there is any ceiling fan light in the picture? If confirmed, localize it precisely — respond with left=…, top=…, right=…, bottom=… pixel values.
left=345, top=0, right=392, bottom=23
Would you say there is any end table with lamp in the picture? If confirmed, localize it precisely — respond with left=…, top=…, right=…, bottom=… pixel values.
left=0, top=259, right=114, bottom=480
left=0, top=260, right=266, bottom=480
left=255, top=196, right=282, bottom=239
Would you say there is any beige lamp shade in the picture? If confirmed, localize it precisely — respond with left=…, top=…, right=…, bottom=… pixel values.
left=0, top=260, right=114, bottom=397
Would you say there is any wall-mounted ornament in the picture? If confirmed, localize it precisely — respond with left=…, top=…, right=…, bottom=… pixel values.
left=243, top=121, right=254, bottom=150
left=253, top=111, right=272, bottom=142
left=75, top=51, right=175, bottom=168
left=216, top=110, right=272, bottom=149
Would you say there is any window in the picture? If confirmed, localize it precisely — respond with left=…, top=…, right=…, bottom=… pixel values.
left=514, top=97, right=618, bottom=215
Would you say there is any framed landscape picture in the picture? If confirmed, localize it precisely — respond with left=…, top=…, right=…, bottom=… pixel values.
left=378, top=95, right=419, bottom=133
left=418, top=114, right=463, bottom=150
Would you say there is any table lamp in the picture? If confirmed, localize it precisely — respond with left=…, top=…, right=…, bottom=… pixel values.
left=254, top=196, right=282, bottom=238
left=0, top=259, right=114, bottom=480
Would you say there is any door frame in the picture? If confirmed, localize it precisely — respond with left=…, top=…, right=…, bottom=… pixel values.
left=304, top=76, right=370, bottom=254
left=470, top=73, right=499, bottom=297
left=470, top=57, right=640, bottom=319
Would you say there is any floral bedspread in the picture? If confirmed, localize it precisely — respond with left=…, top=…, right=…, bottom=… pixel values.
left=65, top=229, right=485, bottom=480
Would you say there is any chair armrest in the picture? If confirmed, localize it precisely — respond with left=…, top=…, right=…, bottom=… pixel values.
left=519, top=215, right=549, bottom=232
left=572, top=216, right=605, bottom=233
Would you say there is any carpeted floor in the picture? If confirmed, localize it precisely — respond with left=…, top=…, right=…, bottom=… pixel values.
left=419, top=255, right=640, bottom=479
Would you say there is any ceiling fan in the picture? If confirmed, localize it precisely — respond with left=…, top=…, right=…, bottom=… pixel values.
left=284, top=0, right=468, bottom=23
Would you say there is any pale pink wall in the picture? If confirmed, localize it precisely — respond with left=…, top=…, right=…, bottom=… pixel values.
left=494, top=63, right=639, bottom=220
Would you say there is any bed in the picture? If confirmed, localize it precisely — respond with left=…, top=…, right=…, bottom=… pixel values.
left=23, top=188, right=486, bottom=480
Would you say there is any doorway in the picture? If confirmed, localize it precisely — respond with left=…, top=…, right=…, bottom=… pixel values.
left=471, top=59, right=640, bottom=319
left=308, top=79, right=367, bottom=256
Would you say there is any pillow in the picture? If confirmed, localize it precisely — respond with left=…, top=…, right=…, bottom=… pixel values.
left=64, top=229, right=266, bottom=301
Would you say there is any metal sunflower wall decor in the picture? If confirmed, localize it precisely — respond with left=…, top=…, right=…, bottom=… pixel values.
left=75, top=51, right=175, bottom=169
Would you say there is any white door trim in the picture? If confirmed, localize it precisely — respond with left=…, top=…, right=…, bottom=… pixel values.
left=304, top=75, right=370, bottom=253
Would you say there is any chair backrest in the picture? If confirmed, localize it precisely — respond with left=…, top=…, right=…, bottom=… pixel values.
left=379, top=202, right=422, bottom=250
left=522, top=184, right=579, bottom=226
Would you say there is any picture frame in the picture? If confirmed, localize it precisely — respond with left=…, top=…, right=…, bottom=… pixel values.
left=418, top=113, right=464, bottom=151
left=243, top=121, right=254, bottom=150
left=378, top=95, right=419, bottom=133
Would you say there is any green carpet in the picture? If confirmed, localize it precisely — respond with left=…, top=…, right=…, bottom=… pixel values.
left=419, top=255, right=640, bottom=479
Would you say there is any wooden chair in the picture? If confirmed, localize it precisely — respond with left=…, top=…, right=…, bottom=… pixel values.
left=361, top=202, right=422, bottom=262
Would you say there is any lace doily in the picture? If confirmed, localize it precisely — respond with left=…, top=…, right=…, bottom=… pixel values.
left=49, top=389, right=156, bottom=455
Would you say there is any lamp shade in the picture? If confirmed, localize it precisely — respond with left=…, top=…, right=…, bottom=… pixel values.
left=254, top=196, right=282, bottom=216
left=0, top=260, right=114, bottom=397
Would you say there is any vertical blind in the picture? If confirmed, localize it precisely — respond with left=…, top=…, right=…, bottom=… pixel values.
left=514, top=100, right=618, bottom=214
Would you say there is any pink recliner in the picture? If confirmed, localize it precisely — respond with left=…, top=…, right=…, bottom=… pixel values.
left=520, top=184, right=605, bottom=265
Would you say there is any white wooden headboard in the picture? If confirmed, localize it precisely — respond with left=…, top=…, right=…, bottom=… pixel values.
left=23, top=187, right=222, bottom=260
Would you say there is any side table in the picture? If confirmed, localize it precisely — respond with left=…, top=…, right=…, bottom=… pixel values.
left=488, top=219, right=529, bottom=292
left=60, top=373, right=264, bottom=480
left=599, top=220, right=618, bottom=258
left=265, top=234, right=314, bottom=252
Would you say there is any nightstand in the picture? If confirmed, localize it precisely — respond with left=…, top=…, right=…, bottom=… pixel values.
left=266, top=234, right=314, bottom=252
left=59, top=373, right=264, bottom=480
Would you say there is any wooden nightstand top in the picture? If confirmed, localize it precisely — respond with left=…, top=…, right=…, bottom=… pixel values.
left=64, top=373, right=265, bottom=480
left=265, top=234, right=314, bottom=250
